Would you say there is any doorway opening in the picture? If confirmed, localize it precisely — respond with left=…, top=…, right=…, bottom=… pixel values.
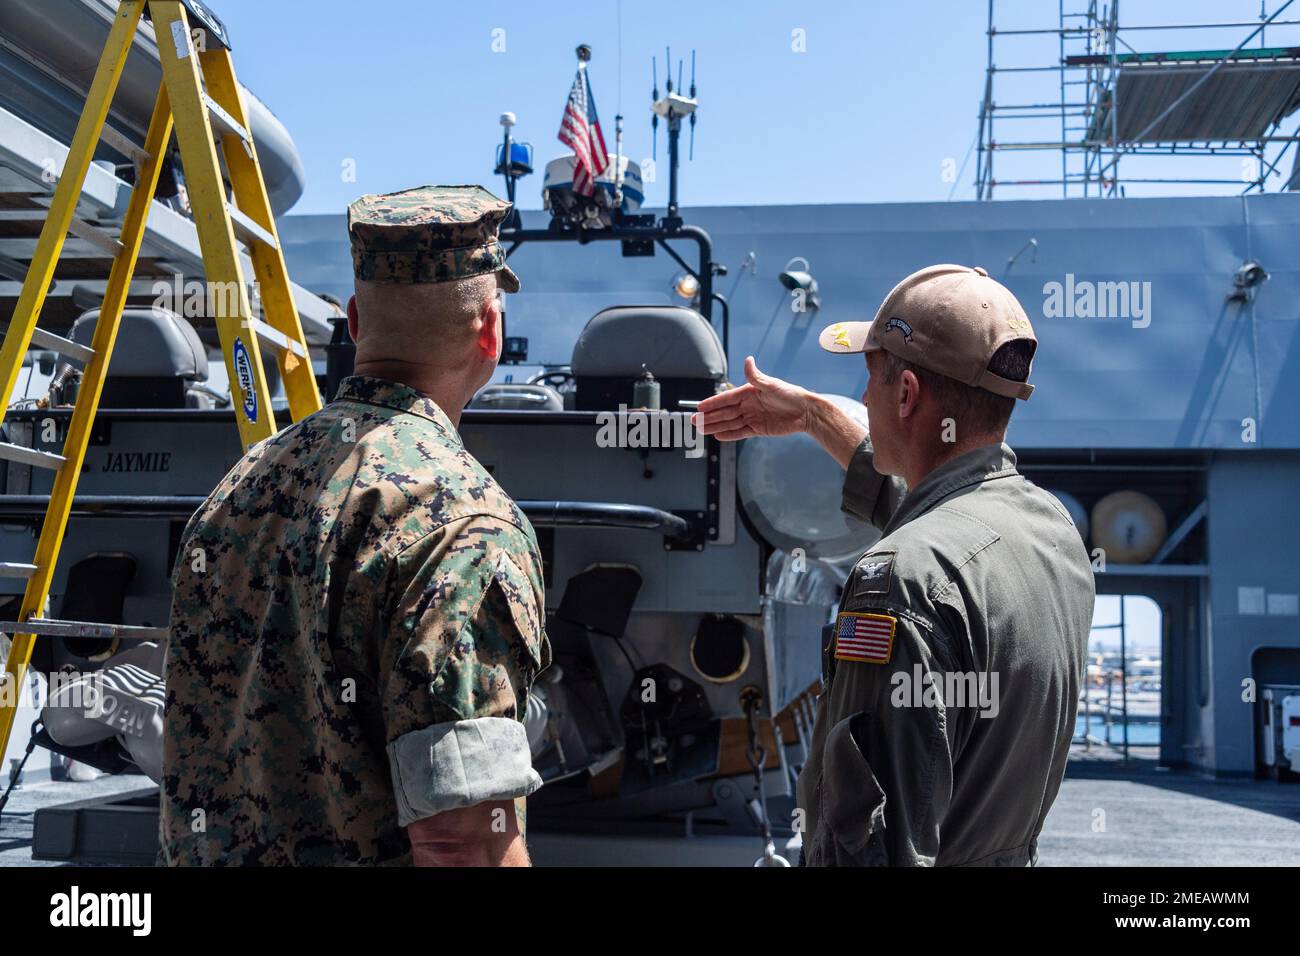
left=1076, top=594, right=1163, bottom=759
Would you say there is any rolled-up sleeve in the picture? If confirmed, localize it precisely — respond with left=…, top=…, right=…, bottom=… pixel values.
left=387, top=717, right=542, bottom=826
left=841, top=436, right=907, bottom=529
left=380, top=515, right=549, bottom=825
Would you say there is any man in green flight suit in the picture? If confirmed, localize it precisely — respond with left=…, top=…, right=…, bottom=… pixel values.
left=697, top=264, right=1095, bottom=866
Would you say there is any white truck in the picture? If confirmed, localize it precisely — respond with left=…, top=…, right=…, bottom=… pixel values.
left=1261, top=686, right=1300, bottom=780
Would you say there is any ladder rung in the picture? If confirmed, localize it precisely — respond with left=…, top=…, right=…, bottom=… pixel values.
left=227, top=204, right=279, bottom=252
left=98, top=122, right=152, bottom=168
left=228, top=204, right=279, bottom=252
left=203, top=92, right=252, bottom=147
left=14, top=618, right=169, bottom=642
left=29, top=326, right=95, bottom=364
left=0, top=563, right=37, bottom=579
left=67, top=215, right=124, bottom=258
left=0, top=442, right=66, bottom=471
left=247, top=318, right=307, bottom=361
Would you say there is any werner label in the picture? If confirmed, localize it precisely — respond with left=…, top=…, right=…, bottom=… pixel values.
left=232, top=337, right=258, bottom=423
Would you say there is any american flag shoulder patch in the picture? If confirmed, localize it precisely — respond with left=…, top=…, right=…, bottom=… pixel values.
left=834, top=611, right=896, bottom=664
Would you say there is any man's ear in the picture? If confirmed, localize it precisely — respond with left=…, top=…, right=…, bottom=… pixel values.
left=476, top=294, right=502, bottom=360
left=898, top=368, right=921, bottom=419
left=346, top=294, right=359, bottom=343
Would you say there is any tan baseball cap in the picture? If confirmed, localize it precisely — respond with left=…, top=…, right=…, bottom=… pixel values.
left=818, top=264, right=1036, bottom=400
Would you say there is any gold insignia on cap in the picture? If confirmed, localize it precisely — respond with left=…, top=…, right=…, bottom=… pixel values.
left=831, top=324, right=852, bottom=350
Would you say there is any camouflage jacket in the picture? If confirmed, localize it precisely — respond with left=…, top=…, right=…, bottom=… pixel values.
left=161, top=375, right=549, bottom=866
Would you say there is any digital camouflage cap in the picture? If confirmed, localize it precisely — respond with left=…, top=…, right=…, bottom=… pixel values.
left=347, top=184, right=521, bottom=291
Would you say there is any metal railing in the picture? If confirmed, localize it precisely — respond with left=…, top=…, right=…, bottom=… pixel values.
left=975, top=0, right=1300, bottom=199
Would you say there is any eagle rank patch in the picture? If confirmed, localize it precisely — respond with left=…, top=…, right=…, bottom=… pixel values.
left=853, top=550, right=896, bottom=597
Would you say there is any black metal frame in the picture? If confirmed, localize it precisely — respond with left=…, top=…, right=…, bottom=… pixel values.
left=0, top=493, right=698, bottom=546
left=31, top=786, right=161, bottom=865
left=500, top=218, right=728, bottom=355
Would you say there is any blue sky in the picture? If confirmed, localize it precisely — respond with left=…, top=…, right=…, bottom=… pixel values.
left=212, top=0, right=1299, bottom=214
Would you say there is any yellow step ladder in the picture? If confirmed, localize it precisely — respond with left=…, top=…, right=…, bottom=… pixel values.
left=0, top=0, right=321, bottom=760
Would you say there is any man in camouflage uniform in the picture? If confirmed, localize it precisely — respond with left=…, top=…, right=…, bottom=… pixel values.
left=697, top=265, right=1094, bottom=866
left=161, top=185, right=548, bottom=866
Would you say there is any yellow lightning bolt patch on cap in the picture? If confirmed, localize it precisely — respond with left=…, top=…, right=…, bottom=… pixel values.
left=817, top=264, right=1036, bottom=400
left=817, top=320, right=876, bottom=354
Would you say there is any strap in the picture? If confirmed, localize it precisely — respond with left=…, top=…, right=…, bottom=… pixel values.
left=977, top=368, right=1034, bottom=400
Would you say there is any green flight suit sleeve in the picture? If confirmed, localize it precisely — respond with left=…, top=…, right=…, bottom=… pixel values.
left=379, top=514, right=550, bottom=826
left=804, top=599, right=961, bottom=866
left=841, top=435, right=908, bottom=530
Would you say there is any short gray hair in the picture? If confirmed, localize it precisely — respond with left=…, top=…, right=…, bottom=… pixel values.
left=876, top=339, right=1034, bottom=436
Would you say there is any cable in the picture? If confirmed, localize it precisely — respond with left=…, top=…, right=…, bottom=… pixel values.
left=947, top=128, right=979, bottom=201
left=0, top=721, right=41, bottom=819
left=612, top=633, right=642, bottom=674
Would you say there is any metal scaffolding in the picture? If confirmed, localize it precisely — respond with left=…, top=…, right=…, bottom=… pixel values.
left=975, top=1, right=1300, bottom=199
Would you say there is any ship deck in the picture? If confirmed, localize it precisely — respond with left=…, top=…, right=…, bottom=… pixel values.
left=0, top=746, right=1295, bottom=866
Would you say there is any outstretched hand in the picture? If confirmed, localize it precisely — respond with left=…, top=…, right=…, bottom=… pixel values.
left=693, top=356, right=812, bottom=441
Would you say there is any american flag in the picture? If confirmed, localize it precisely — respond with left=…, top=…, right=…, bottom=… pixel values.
left=558, top=65, right=609, bottom=196
left=834, top=612, right=896, bottom=664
